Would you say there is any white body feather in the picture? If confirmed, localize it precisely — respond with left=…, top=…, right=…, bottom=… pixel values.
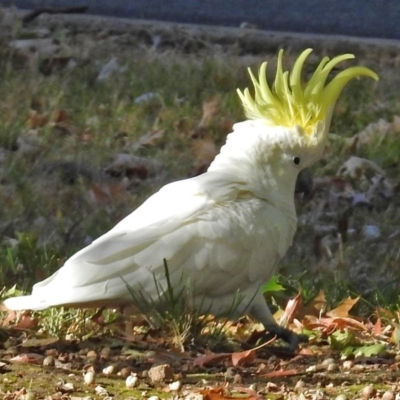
left=4, top=121, right=301, bottom=328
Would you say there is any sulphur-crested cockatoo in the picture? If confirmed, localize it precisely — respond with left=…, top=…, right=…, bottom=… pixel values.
left=3, top=49, right=377, bottom=349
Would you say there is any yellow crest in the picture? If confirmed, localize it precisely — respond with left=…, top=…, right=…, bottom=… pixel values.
left=237, top=49, right=378, bottom=135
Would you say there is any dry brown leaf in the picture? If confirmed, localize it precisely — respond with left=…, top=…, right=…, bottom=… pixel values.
left=373, top=315, right=382, bottom=336
left=191, top=135, right=219, bottom=175
left=303, top=316, right=367, bottom=334
left=326, top=296, right=360, bottom=318
left=88, top=180, right=128, bottom=206
left=10, top=353, right=44, bottom=364
left=12, top=314, right=38, bottom=330
left=231, top=349, right=255, bottom=366
left=27, top=109, right=49, bottom=128
left=279, top=292, right=303, bottom=326
left=134, top=129, right=165, bottom=148
left=338, top=156, right=385, bottom=180
left=21, top=337, right=59, bottom=347
left=306, top=290, right=327, bottom=313
left=193, top=352, right=230, bottom=367
left=199, top=96, right=221, bottom=128
left=261, top=368, right=301, bottom=378
left=200, top=387, right=262, bottom=400
left=52, top=109, right=71, bottom=124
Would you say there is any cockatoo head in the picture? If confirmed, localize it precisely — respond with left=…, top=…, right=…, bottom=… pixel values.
left=237, top=49, right=378, bottom=169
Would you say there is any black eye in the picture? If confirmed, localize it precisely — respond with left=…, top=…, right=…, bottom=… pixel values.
left=293, top=157, right=301, bottom=165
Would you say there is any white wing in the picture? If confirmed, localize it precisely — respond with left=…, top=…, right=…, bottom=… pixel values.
left=4, top=171, right=295, bottom=311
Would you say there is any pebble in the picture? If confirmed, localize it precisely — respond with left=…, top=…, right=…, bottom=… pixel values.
left=22, top=391, right=36, bottom=400
left=233, top=374, right=242, bottom=384
left=224, top=367, right=236, bottom=378
left=335, top=395, right=347, bottom=400
left=119, top=367, right=132, bottom=378
left=43, top=356, right=55, bottom=367
left=295, top=380, right=305, bottom=390
left=148, top=396, right=159, bottom=400
left=102, top=365, right=114, bottom=376
left=148, top=364, right=174, bottom=383
left=94, top=385, right=108, bottom=396
left=100, top=347, right=111, bottom=359
left=321, top=358, right=336, bottom=366
left=342, top=360, right=354, bottom=369
left=168, top=380, right=182, bottom=391
left=382, top=391, right=395, bottom=400
left=327, top=363, right=339, bottom=372
left=361, top=385, right=376, bottom=399
left=83, top=371, right=95, bottom=385
left=183, top=394, right=204, bottom=400
left=126, top=374, right=139, bottom=388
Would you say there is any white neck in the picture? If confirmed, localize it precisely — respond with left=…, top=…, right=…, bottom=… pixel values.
left=207, top=120, right=298, bottom=215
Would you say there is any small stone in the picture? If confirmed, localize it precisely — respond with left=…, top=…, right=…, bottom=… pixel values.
left=102, top=365, right=114, bottom=376
left=184, top=394, right=204, bottom=400
left=84, top=371, right=95, bottom=385
left=233, top=374, right=242, bottom=384
left=141, top=369, right=148, bottom=379
left=126, top=374, right=139, bottom=388
left=148, top=396, right=159, bottom=400
left=382, top=391, right=395, bottom=400
left=168, top=380, right=181, bottom=391
left=43, top=356, right=55, bottom=367
left=321, top=358, right=336, bottom=366
left=224, top=367, right=235, bottom=378
left=94, top=385, right=108, bottom=396
left=361, top=385, right=376, bottom=399
left=295, top=380, right=305, bottom=390
left=265, top=382, right=279, bottom=392
left=100, top=347, right=111, bottom=359
left=148, top=364, right=174, bottom=384
left=86, top=350, right=97, bottom=360
left=306, top=365, right=316, bottom=372
left=335, top=395, right=347, bottom=400
left=22, top=391, right=36, bottom=400
left=342, top=360, right=354, bottom=369
left=327, top=363, right=339, bottom=372
left=119, top=367, right=132, bottom=378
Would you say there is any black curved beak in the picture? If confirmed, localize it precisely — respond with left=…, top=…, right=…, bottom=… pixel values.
left=295, top=168, right=313, bottom=198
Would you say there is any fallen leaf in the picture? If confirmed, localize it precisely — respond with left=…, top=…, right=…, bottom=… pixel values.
left=279, top=293, right=303, bottom=326
left=231, top=349, right=255, bottom=366
left=261, top=369, right=302, bottom=378
left=10, top=353, right=44, bottom=364
left=27, top=109, right=49, bottom=128
left=21, top=337, right=59, bottom=347
left=52, top=109, right=71, bottom=124
left=133, top=129, right=165, bottom=149
left=191, top=135, right=219, bottom=175
left=88, top=180, right=128, bottom=206
left=303, top=316, right=367, bottom=334
left=193, top=352, right=230, bottom=367
left=337, top=156, right=385, bottom=180
left=198, top=96, right=220, bottom=128
left=326, top=297, right=360, bottom=318
left=200, top=387, right=262, bottom=400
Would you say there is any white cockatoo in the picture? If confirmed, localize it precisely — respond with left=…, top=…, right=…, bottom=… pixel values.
left=3, top=49, right=377, bottom=349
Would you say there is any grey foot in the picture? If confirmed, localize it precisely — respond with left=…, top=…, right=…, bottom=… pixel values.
left=266, top=325, right=308, bottom=351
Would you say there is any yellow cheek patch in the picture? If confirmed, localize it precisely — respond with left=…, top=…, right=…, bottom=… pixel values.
left=237, top=49, right=378, bottom=135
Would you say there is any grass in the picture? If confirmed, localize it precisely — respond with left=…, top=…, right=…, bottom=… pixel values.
left=1, top=14, right=400, bottom=345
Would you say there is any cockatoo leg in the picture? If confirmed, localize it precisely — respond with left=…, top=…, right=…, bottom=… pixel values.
left=250, top=297, right=308, bottom=351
